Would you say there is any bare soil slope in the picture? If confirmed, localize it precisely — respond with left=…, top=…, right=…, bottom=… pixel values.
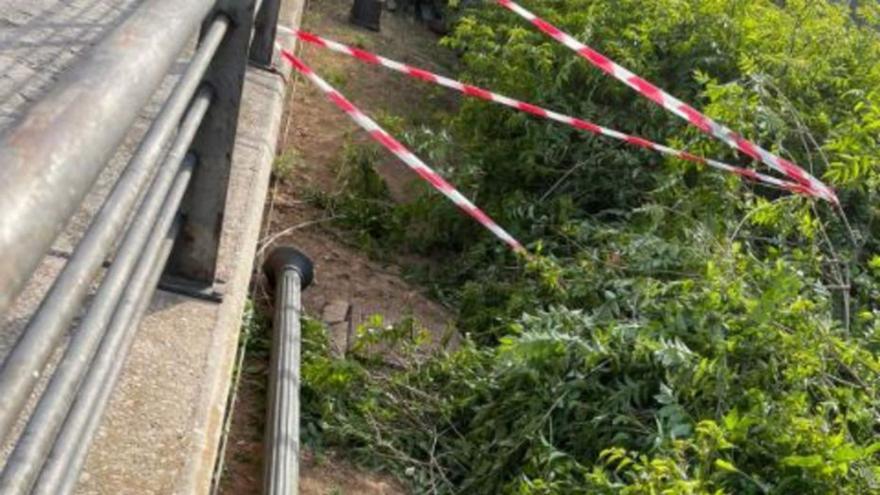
left=218, top=1, right=459, bottom=493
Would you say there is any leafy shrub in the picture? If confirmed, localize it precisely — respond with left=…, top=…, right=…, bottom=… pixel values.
left=302, top=220, right=880, bottom=493
left=300, top=0, right=880, bottom=493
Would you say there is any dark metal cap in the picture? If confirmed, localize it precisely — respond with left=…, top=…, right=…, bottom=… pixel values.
left=350, top=0, right=382, bottom=31
left=263, top=246, right=314, bottom=289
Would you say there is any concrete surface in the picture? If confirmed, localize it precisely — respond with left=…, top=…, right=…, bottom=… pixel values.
left=0, top=0, right=304, bottom=492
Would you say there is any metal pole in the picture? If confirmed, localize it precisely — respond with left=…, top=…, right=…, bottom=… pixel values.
left=262, top=247, right=314, bottom=495
left=45, top=223, right=180, bottom=495
left=165, top=0, right=257, bottom=290
left=32, top=180, right=191, bottom=495
left=0, top=0, right=215, bottom=317
left=0, top=94, right=210, bottom=495
left=0, top=17, right=228, bottom=447
left=350, top=0, right=382, bottom=31
left=250, top=0, right=281, bottom=66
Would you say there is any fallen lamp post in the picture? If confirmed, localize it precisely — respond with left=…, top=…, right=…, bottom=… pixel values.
left=262, top=247, right=314, bottom=495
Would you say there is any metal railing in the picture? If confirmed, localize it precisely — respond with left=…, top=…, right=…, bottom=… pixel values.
left=0, top=0, right=282, bottom=492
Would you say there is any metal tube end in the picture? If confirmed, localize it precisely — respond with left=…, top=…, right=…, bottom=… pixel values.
left=263, top=247, right=314, bottom=289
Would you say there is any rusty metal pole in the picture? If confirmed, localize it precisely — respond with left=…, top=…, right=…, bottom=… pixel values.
left=262, top=247, right=314, bottom=495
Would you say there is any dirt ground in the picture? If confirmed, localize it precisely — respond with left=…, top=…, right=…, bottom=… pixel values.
left=217, top=1, right=459, bottom=493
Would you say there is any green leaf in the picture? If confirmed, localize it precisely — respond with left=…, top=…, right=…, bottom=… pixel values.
left=782, top=455, right=824, bottom=469
left=714, top=459, right=739, bottom=473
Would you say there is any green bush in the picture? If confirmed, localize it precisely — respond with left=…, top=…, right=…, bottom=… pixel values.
left=300, top=0, right=880, bottom=493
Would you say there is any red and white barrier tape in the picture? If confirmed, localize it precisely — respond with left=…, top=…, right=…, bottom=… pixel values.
left=496, top=0, right=838, bottom=204
left=289, top=29, right=815, bottom=198
left=279, top=49, right=526, bottom=253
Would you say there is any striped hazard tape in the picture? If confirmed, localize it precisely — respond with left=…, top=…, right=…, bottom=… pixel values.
left=497, top=0, right=838, bottom=204
left=279, top=49, right=526, bottom=254
left=290, top=29, right=815, bottom=198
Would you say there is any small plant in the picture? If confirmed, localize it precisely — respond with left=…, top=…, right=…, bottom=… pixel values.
left=273, top=149, right=302, bottom=181
left=328, top=143, right=396, bottom=249
left=351, top=33, right=371, bottom=49
left=323, top=66, right=349, bottom=89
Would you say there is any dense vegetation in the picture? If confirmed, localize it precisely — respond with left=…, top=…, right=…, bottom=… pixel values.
left=297, top=1, right=880, bottom=493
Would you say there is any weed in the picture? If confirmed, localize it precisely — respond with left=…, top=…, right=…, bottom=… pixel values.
left=273, top=149, right=302, bottom=181
left=323, top=66, right=349, bottom=89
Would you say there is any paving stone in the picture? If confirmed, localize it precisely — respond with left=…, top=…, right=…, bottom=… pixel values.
left=322, top=299, right=352, bottom=324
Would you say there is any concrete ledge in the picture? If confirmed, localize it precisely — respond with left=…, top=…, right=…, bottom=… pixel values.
left=177, top=3, right=304, bottom=489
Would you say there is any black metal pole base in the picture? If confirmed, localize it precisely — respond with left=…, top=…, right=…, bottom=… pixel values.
left=264, top=247, right=314, bottom=290
left=350, top=0, right=382, bottom=31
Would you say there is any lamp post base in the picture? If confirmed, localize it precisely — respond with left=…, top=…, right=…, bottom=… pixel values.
left=350, top=0, right=382, bottom=31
